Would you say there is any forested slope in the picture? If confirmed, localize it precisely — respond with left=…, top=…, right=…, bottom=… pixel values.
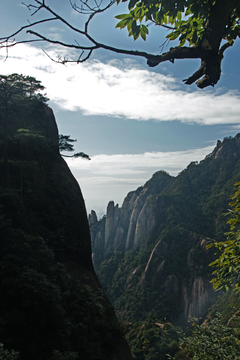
left=90, top=134, right=240, bottom=325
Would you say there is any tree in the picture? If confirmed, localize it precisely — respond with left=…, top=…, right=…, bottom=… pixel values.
left=207, top=182, right=240, bottom=293
left=1, top=0, right=239, bottom=88
left=0, top=74, right=48, bottom=103
left=0, top=74, right=48, bottom=185
left=172, top=313, right=240, bottom=360
left=59, top=134, right=91, bottom=159
left=0, top=343, right=19, bottom=360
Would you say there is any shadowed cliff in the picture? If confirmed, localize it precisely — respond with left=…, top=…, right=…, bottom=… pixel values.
left=0, top=82, right=132, bottom=360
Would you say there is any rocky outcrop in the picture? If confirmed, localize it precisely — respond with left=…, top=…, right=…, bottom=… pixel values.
left=140, top=239, right=168, bottom=285
left=140, top=235, right=217, bottom=319
left=0, top=101, right=132, bottom=360
left=105, top=201, right=121, bottom=248
left=90, top=175, right=171, bottom=260
left=186, top=277, right=216, bottom=318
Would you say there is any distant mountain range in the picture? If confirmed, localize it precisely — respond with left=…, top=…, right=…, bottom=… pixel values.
left=89, top=134, right=240, bottom=326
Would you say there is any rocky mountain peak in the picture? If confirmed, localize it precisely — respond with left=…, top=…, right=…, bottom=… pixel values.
left=90, top=134, right=240, bottom=325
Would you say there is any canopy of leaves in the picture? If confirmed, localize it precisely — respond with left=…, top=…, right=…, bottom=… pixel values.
left=115, top=0, right=240, bottom=44
left=0, top=73, right=49, bottom=104
left=115, top=0, right=240, bottom=87
left=208, top=181, right=240, bottom=293
left=174, top=313, right=240, bottom=359
left=125, top=318, right=179, bottom=359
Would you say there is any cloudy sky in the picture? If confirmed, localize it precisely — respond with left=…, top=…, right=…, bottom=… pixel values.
left=1, top=0, right=240, bottom=215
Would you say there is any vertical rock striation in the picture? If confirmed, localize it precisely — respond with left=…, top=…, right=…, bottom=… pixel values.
left=90, top=137, right=240, bottom=323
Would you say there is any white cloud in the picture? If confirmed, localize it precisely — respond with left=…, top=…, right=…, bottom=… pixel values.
left=1, top=44, right=240, bottom=125
left=66, top=144, right=215, bottom=213
left=67, top=146, right=215, bottom=176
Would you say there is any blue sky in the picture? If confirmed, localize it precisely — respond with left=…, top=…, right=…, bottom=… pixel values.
left=1, top=0, right=240, bottom=215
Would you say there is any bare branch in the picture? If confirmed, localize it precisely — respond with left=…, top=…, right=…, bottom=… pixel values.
left=85, top=0, right=115, bottom=34
left=70, top=0, right=105, bottom=14
left=0, top=17, right=57, bottom=44
left=33, top=1, right=87, bottom=37
left=42, top=48, right=92, bottom=64
left=27, top=29, right=98, bottom=50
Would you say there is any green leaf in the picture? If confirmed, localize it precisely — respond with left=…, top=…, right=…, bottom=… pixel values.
left=134, top=7, right=144, bottom=19
left=127, top=19, right=133, bottom=31
left=185, top=7, right=192, bottom=16
left=128, top=0, right=139, bottom=11
left=115, top=19, right=129, bottom=29
left=163, top=14, right=168, bottom=24
left=115, top=13, right=132, bottom=19
left=142, top=24, right=149, bottom=34
left=132, top=24, right=140, bottom=40
left=132, top=20, right=138, bottom=33
left=166, top=30, right=180, bottom=40
left=191, top=30, right=198, bottom=44
left=140, top=27, right=146, bottom=40
left=177, top=11, right=182, bottom=20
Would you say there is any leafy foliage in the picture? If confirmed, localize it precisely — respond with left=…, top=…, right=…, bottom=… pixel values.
left=125, top=318, right=179, bottom=360
left=0, top=343, right=19, bottom=360
left=207, top=290, right=240, bottom=325
left=208, top=182, right=240, bottom=292
left=173, top=313, right=240, bottom=359
left=59, top=134, right=90, bottom=160
left=115, top=0, right=240, bottom=44
left=0, top=73, right=49, bottom=104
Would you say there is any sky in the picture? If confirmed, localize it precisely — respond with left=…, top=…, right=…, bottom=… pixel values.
left=1, top=0, right=240, bottom=216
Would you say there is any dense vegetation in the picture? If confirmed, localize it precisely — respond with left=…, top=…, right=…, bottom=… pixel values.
left=0, top=74, right=129, bottom=360
left=208, top=181, right=240, bottom=293
left=92, top=134, right=240, bottom=359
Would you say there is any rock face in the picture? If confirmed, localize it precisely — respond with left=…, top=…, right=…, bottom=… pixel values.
left=0, top=101, right=132, bottom=359
left=91, top=173, right=171, bottom=257
left=90, top=135, right=240, bottom=324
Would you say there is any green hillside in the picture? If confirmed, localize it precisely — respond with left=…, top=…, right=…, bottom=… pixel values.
left=90, top=135, right=240, bottom=358
left=91, top=134, right=240, bottom=324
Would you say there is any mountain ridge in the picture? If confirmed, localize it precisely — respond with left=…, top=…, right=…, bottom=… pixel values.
left=90, top=134, right=240, bottom=325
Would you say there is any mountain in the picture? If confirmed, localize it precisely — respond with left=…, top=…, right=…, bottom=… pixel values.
left=0, top=78, right=132, bottom=360
left=90, top=134, right=240, bottom=326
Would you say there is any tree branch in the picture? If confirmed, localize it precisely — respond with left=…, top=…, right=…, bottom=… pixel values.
left=0, top=0, right=238, bottom=88
left=0, top=17, right=57, bottom=44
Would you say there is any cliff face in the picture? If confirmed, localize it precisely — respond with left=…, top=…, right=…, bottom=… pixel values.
left=90, top=174, right=171, bottom=256
left=0, top=100, right=132, bottom=360
left=90, top=135, right=240, bottom=324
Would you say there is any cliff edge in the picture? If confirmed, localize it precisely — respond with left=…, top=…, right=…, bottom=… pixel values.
left=0, top=98, right=132, bottom=360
